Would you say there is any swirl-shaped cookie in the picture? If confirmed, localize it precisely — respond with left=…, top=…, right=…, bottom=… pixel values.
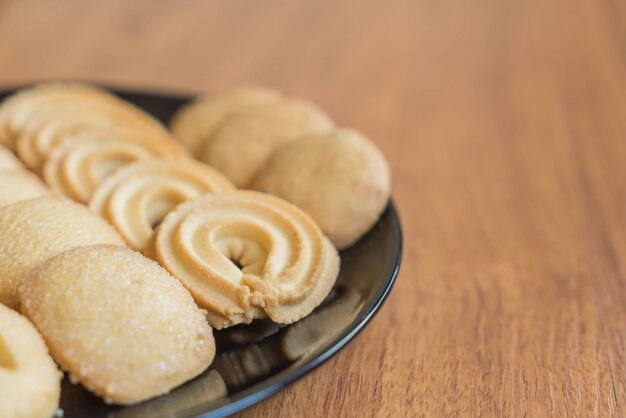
left=43, top=133, right=187, bottom=203
left=0, top=304, right=61, bottom=418
left=0, top=82, right=162, bottom=150
left=0, top=145, right=22, bottom=170
left=146, top=191, right=340, bottom=329
left=20, top=244, right=215, bottom=405
left=200, top=99, right=334, bottom=187
left=16, top=110, right=169, bottom=171
left=0, top=170, right=51, bottom=208
left=170, top=86, right=281, bottom=156
left=89, top=160, right=235, bottom=250
left=252, top=129, right=391, bottom=249
left=0, top=196, right=125, bottom=309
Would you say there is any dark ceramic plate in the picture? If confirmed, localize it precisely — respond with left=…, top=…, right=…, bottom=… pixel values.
left=0, top=87, right=403, bottom=418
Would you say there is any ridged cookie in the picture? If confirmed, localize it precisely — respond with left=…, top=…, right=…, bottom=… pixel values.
left=0, top=303, right=61, bottom=418
left=146, top=191, right=339, bottom=329
left=200, top=99, right=334, bottom=187
left=0, top=83, right=116, bottom=149
left=0, top=196, right=125, bottom=309
left=0, top=83, right=163, bottom=151
left=20, top=244, right=215, bottom=405
left=89, top=160, right=235, bottom=250
left=16, top=111, right=168, bottom=172
left=170, top=86, right=281, bottom=156
left=0, top=170, right=51, bottom=208
left=252, top=129, right=391, bottom=249
left=43, top=133, right=187, bottom=203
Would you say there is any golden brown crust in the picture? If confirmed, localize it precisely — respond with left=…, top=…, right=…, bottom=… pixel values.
left=0, top=170, right=51, bottom=208
left=20, top=244, right=215, bottom=405
left=43, top=133, right=187, bottom=203
left=89, top=160, right=235, bottom=250
left=0, top=196, right=125, bottom=309
left=0, top=304, right=61, bottom=418
left=200, top=99, right=334, bottom=188
left=252, top=129, right=391, bottom=249
left=146, top=191, right=339, bottom=329
left=169, top=86, right=281, bottom=156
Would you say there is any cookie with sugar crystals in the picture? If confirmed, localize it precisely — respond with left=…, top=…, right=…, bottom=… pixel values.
left=252, top=129, right=391, bottom=249
left=169, top=86, right=281, bottom=156
left=20, top=244, right=215, bottom=405
left=200, top=99, right=334, bottom=188
left=0, top=303, right=62, bottom=418
left=0, top=196, right=124, bottom=309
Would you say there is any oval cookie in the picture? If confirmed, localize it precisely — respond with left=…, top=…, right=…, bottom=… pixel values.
left=0, top=196, right=124, bottom=309
left=20, top=244, right=216, bottom=405
left=252, top=129, right=391, bottom=249
left=200, top=99, right=334, bottom=188
left=170, top=86, right=281, bottom=156
left=0, top=303, right=61, bottom=418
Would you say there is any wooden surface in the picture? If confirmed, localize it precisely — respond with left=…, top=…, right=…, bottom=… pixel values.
left=2, top=0, right=626, bottom=416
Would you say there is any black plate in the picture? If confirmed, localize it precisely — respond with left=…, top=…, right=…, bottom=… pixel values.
left=0, top=87, right=403, bottom=418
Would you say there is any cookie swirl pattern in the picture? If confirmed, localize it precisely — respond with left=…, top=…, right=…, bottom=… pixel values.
left=0, top=83, right=164, bottom=152
left=16, top=112, right=168, bottom=171
left=90, top=160, right=235, bottom=250
left=43, top=134, right=187, bottom=202
left=147, top=191, right=340, bottom=329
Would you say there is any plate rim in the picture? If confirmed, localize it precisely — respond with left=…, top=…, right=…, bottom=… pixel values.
left=199, top=201, right=402, bottom=418
left=0, top=85, right=404, bottom=418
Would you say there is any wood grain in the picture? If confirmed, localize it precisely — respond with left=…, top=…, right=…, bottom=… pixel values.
left=1, top=0, right=625, bottom=416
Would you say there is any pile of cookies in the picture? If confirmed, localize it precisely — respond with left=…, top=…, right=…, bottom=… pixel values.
left=0, top=82, right=390, bottom=416
left=171, top=87, right=391, bottom=249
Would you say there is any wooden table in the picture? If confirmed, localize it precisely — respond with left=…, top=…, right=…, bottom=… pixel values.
left=2, top=0, right=625, bottom=416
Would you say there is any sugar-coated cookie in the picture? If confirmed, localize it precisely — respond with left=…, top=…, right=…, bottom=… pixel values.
left=252, top=129, right=391, bottom=249
left=20, top=244, right=216, bottom=405
left=0, top=145, right=23, bottom=170
left=0, top=196, right=124, bottom=309
left=89, top=160, right=235, bottom=250
left=170, top=86, right=281, bottom=156
left=146, top=191, right=339, bottom=329
left=0, top=303, right=62, bottom=418
left=200, top=100, right=334, bottom=188
left=43, top=133, right=187, bottom=203
left=0, top=170, right=51, bottom=208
